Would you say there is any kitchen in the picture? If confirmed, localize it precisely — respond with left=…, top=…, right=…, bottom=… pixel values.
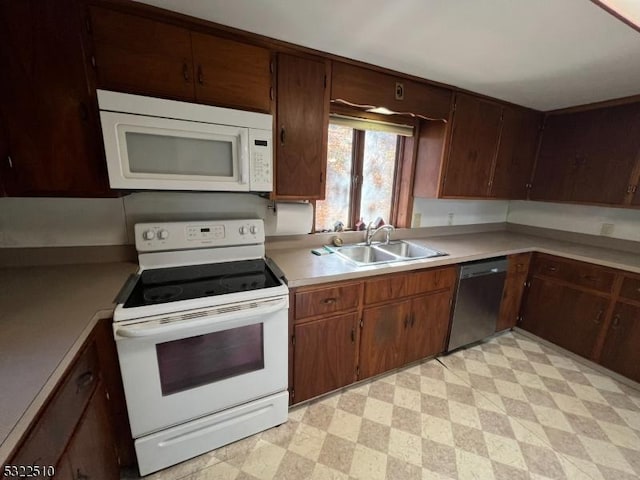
left=1, top=0, right=640, bottom=479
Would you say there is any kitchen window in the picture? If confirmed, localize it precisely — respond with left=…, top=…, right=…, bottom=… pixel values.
left=315, top=115, right=413, bottom=231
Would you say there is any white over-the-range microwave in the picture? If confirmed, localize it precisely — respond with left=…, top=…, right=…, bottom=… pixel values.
left=97, top=89, right=273, bottom=192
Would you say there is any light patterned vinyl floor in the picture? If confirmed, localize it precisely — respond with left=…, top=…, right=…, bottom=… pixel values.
left=137, top=331, right=640, bottom=480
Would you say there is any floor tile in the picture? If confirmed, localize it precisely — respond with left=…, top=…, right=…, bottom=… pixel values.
left=135, top=331, right=640, bottom=480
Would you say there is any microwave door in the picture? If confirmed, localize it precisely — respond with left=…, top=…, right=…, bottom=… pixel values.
left=100, top=111, right=250, bottom=191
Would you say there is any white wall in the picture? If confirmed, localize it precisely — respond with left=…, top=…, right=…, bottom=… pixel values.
left=508, top=201, right=640, bottom=242
left=411, top=198, right=509, bottom=227
left=0, top=193, right=273, bottom=248
left=2, top=195, right=640, bottom=247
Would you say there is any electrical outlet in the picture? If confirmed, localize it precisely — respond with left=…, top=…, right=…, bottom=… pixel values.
left=447, top=213, right=454, bottom=226
left=412, top=213, right=421, bottom=227
left=600, top=223, right=614, bottom=236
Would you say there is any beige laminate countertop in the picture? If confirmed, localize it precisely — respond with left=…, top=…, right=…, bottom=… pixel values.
left=267, top=230, right=640, bottom=287
left=0, top=262, right=137, bottom=464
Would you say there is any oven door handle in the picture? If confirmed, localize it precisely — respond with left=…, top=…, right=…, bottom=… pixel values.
left=114, top=297, right=287, bottom=339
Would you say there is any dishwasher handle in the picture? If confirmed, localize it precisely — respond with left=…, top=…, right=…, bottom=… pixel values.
left=459, top=258, right=508, bottom=279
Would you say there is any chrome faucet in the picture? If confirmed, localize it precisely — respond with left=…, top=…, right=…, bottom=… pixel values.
left=365, top=223, right=395, bottom=245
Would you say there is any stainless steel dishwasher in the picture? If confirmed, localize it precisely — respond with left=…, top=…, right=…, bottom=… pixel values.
left=447, top=257, right=508, bottom=351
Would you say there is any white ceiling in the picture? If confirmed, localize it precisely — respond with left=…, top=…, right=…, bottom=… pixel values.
left=134, top=0, right=640, bottom=110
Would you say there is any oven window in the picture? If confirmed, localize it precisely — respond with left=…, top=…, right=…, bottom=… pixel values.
left=156, top=323, right=264, bottom=396
left=126, top=132, right=234, bottom=177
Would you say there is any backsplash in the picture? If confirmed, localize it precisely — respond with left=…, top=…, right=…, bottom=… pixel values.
left=0, top=193, right=272, bottom=248
left=412, top=198, right=510, bottom=227
left=508, top=201, right=640, bottom=242
left=2, top=195, right=639, bottom=247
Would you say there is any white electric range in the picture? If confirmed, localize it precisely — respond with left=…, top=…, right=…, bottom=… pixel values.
left=113, top=219, right=289, bottom=476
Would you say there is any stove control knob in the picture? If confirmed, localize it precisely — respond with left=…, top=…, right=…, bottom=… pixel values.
left=239, top=226, right=248, bottom=235
left=158, top=229, right=169, bottom=240
left=143, top=230, right=156, bottom=241
left=249, top=225, right=258, bottom=235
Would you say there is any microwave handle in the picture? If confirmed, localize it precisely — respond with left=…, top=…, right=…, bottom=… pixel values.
left=239, top=130, right=249, bottom=185
left=115, top=297, right=287, bottom=339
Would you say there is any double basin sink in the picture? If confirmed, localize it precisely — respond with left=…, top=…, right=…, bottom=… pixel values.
left=327, top=240, right=448, bottom=267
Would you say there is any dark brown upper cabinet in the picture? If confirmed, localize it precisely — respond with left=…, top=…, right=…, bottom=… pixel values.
left=0, top=0, right=111, bottom=197
left=191, top=33, right=273, bottom=112
left=414, top=93, right=540, bottom=200
left=440, top=93, right=503, bottom=197
left=331, top=62, right=452, bottom=121
left=531, top=102, right=640, bottom=206
left=275, top=53, right=330, bottom=199
left=89, top=6, right=273, bottom=113
left=490, top=106, right=542, bottom=199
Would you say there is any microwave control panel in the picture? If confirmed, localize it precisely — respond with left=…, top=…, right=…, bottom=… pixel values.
left=249, top=129, right=273, bottom=192
left=135, top=219, right=265, bottom=252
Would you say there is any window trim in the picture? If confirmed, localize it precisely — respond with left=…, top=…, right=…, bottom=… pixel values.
left=315, top=106, right=423, bottom=232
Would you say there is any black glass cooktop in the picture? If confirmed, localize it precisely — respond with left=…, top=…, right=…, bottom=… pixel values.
left=123, top=259, right=281, bottom=308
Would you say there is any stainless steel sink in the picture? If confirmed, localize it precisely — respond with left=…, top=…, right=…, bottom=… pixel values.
left=328, top=240, right=448, bottom=266
left=331, top=245, right=397, bottom=266
left=375, top=241, right=448, bottom=259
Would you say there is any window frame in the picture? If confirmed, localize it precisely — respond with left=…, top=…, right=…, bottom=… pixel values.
left=315, top=107, right=416, bottom=232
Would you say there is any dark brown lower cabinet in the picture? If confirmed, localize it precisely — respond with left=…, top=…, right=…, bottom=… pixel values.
left=7, top=319, right=132, bottom=480
left=599, top=302, right=640, bottom=383
left=360, top=290, right=452, bottom=379
left=519, top=277, right=609, bottom=359
left=55, top=381, right=119, bottom=480
left=293, top=313, right=358, bottom=403
left=360, top=300, right=412, bottom=379
left=405, top=291, right=451, bottom=364
left=496, top=253, right=531, bottom=332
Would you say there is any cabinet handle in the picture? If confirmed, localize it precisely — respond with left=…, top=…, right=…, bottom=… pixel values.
left=7, top=155, right=13, bottom=168
left=79, top=102, right=89, bottom=122
left=612, top=315, right=620, bottom=329
left=322, top=297, right=336, bottom=305
left=183, top=63, right=190, bottom=82
left=404, top=315, right=409, bottom=329
left=546, top=266, right=557, bottom=272
left=197, top=65, right=204, bottom=85
left=270, top=86, right=274, bottom=101
left=280, top=127, right=286, bottom=145
left=594, top=309, right=604, bottom=324
left=581, top=274, right=597, bottom=282
left=351, top=328, right=355, bottom=343
left=76, top=371, right=95, bottom=391
left=76, top=469, right=89, bottom=480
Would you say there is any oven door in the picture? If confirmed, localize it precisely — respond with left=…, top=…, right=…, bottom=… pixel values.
left=100, top=110, right=250, bottom=191
left=113, top=296, right=288, bottom=438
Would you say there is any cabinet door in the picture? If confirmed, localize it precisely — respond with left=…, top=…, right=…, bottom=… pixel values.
left=520, top=277, right=609, bottom=359
left=441, top=94, right=502, bottom=197
left=275, top=54, right=329, bottom=199
left=90, top=6, right=194, bottom=101
left=496, top=253, right=531, bottom=332
left=0, top=1, right=110, bottom=196
left=405, top=291, right=451, bottom=364
left=490, top=107, right=541, bottom=199
left=571, top=103, right=640, bottom=205
left=530, top=113, right=587, bottom=202
left=360, top=300, right=411, bottom=379
left=331, top=62, right=452, bottom=121
left=599, top=303, right=640, bottom=383
left=192, top=33, right=272, bottom=112
left=293, top=313, right=358, bottom=403
left=66, top=383, right=119, bottom=480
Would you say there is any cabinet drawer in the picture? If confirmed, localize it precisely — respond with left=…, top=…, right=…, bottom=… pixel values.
left=532, top=255, right=615, bottom=293
left=295, top=283, right=360, bottom=320
left=364, top=273, right=410, bottom=304
left=620, top=276, right=640, bottom=302
left=10, top=342, right=99, bottom=469
left=408, top=267, right=456, bottom=295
